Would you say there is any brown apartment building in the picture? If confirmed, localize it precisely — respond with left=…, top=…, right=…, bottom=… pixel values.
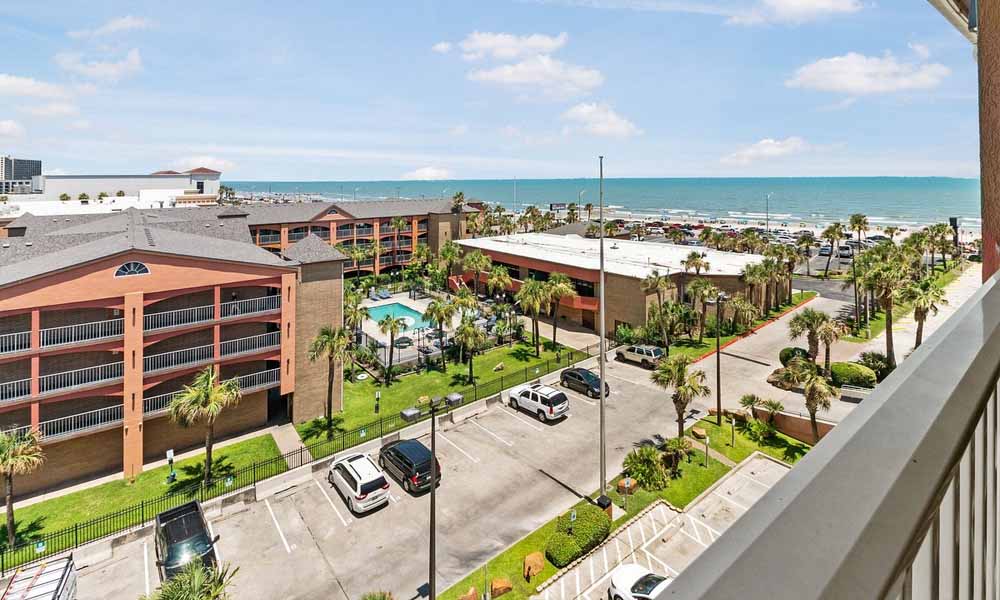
left=0, top=206, right=347, bottom=496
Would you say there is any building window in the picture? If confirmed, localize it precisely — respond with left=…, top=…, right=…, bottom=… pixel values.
left=327, top=209, right=338, bottom=215
left=114, top=262, right=150, bottom=277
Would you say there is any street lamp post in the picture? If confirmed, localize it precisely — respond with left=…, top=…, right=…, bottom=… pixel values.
left=354, top=187, right=360, bottom=202
left=765, top=192, right=772, bottom=233
left=598, top=156, right=608, bottom=503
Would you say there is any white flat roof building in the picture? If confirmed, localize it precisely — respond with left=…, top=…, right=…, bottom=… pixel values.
left=456, top=232, right=763, bottom=279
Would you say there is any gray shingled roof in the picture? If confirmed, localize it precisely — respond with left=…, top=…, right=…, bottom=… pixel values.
left=239, top=203, right=333, bottom=225
left=282, top=234, right=348, bottom=264
left=330, top=198, right=477, bottom=219
left=0, top=207, right=294, bottom=288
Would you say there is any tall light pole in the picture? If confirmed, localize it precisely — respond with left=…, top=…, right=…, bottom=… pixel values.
left=598, top=156, right=608, bottom=501
left=765, top=192, right=772, bottom=233
left=354, top=187, right=360, bottom=202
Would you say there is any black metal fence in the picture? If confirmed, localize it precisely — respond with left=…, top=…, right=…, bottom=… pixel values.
left=0, top=340, right=609, bottom=575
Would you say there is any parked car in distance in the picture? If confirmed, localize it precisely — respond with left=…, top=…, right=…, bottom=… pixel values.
left=818, top=245, right=833, bottom=256
left=328, top=452, right=390, bottom=513
left=560, top=367, right=610, bottom=398
left=154, top=501, right=218, bottom=581
left=509, top=383, right=570, bottom=421
left=608, top=564, right=673, bottom=600
left=615, top=345, right=664, bottom=369
left=378, top=439, right=440, bottom=494
left=838, top=245, right=854, bottom=259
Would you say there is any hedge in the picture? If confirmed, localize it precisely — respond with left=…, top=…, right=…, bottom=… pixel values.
left=779, top=347, right=810, bottom=367
left=857, top=351, right=893, bottom=382
left=545, top=532, right=581, bottom=568
left=830, top=361, right=877, bottom=388
left=555, top=503, right=611, bottom=555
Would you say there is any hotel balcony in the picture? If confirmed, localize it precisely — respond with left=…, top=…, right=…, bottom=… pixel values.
left=379, top=255, right=393, bottom=266
left=312, top=229, right=330, bottom=240
left=355, top=226, right=374, bottom=237
left=145, top=331, right=279, bottom=374
left=0, top=332, right=30, bottom=356
left=143, top=367, right=280, bottom=417
left=657, top=274, right=1000, bottom=599
left=417, top=222, right=428, bottom=231
left=395, top=252, right=412, bottom=263
left=336, top=227, right=354, bottom=239
left=397, top=238, right=413, bottom=250
left=257, top=233, right=281, bottom=245
left=287, top=230, right=309, bottom=242
left=145, top=295, right=280, bottom=332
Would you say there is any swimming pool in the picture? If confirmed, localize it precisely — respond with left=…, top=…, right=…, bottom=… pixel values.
left=367, top=302, right=432, bottom=332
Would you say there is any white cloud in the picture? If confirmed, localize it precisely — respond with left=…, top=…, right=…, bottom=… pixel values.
left=532, top=0, right=859, bottom=24
left=21, top=102, right=80, bottom=118
left=55, top=48, right=143, bottom=82
left=458, top=31, right=569, bottom=61
left=432, top=41, right=452, bottom=53
left=469, top=55, right=604, bottom=99
left=817, top=97, right=857, bottom=111
left=69, top=119, right=91, bottom=130
left=171, top=156, right=236, bottom=172
left=0, top=120, right=25, bottom=139
left=721, top=136, right=807, bottom=165
left=909, top=42, right=931, bottom=59
left=0, top=74, right=68, bottom=98
left=69, top=16, right=153, bottom=39
left=787, top=52, right=950, bottom=95
left=402, top=166, right=453, bottom=180
left=561, top=103, right=641, bottom=137
left=449, top=124, right=469, bottom=136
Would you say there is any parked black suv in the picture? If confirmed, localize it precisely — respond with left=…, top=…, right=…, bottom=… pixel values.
left=378, top=439, right=441, bottom=493
left=560, top=367, right=610, bottom=398
left=154, top=501, right=218, bottom=581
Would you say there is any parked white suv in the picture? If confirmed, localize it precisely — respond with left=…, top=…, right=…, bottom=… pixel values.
left=615, top=345, right=664, bottom=369
left=508, top=383, right=570, bottom=422
left=328, top=453, right=390, bottom=513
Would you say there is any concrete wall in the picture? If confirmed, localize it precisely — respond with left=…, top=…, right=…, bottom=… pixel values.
left=17, top=426, right=123, bottom=497
left=292, top=261, right=344, bottom=423
left=143, top=390, right=269, bottom=461
left=32, top=175, right=206, bottom=201
left=770, top=410, right=835, bottom=445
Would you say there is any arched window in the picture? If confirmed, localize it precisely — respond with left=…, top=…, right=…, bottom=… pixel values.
left=114, top=262, right=150, bottom=277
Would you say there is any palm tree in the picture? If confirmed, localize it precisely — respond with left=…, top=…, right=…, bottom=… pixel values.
left=308, top=326, right=350, bottom=438
left=802, top=371, right=836, bottom=443
left=546, top=273, right=577, bottom=349
left=739, top=393, right=762, bottom=419
left=728, top=293, right=760, bottom=333
left=59, top=193, right=70, bottom=202
left=584, top=202, right=594, bottom=221
left=681, top=251, right=709, bottom=305
left=462, top=250, right=492, bottom=297
left=641, top=269, right=674, bottom=306
left=585, top=223, right=600, bottom=238
left=762, top=399, right=785, bottom=424
left=902, top=276, right=948, bottom=349
left=604, top=220, right=617, bottom=237
left=515, top=279, right=549, bottom=357
left=651, top=355, right=710, bottom=439
left=451, top=191, right=465, bottom=213
left=168, top=367, right=241, bottom=486
left=116, top=190, right=126, bottom=197
left=849, top=213, right=869, bottom=244
left=0, top=429, right=44, bottom=547
left=788, top=308, right=831, bottom=363
left=647, top=301, right=686, bottom=356
left=741, top=263, right=769, bottom=312
left=821, top=222, right=845, bottom=278
left=760, top=256, right=784, bottom=311
left=565, top=203, right=579, bottom=223
left=343, top=292, right=369, bottom=334
left=687, top=278, right=717, bottom=344
left=816, top=320, right=847, bottom=375
left=796, top=233, right=816, bottom=276
left=439, top=240, right=461, bottom=276
left=142, top=561, right=239, bottom=600
left=866, top=258, right=907, bottom=367
left=884, top=226, right=899, bottom=243
left=422, top=299, right=456, bottom=369
left=377, top=315, right=406, bottom=384
left=454, top=316, right=487, bottom=384
left=78, top=192, right=89, bottom=201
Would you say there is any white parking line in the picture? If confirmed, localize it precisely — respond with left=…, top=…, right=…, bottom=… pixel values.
left=265, top=498, right=292, bottom=553
left=714, top=490, right=750, bottom=512
left=314, top=479, right=351, bottom=527
left=437, top=431, right=480, bottom=463
left=643, top=549, right=672, bottom=574
left=573, top=394, right=596, bottom=406
left=143, top=541, right=150, bottom=597
left=471, top=419, right=513, bottom=447
left=388, top=492, right=400, bottom=504
left=690, top=513, right=724, bottom=538
left=498, top=407, right=544, bottom=432
left=679, top=526, right=708, bottom=548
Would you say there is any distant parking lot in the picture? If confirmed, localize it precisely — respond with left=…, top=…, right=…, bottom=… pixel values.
left=76, top=355, right=704, bottom=599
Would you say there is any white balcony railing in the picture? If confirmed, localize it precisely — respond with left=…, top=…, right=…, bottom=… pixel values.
left=39, top=362, right=123, bottom=395
left=355, top=227, right=374, bottom=236
left=0, top=331, right=30, bottom=355
left=0, top=378, right=30, bottom=403
left=143, top=390, right=180, bottom=416
left=144, top=344, right=213, bottom=373
left=40, top=318, right=124, bottom=348
left=379, top=255, right=393, bottom=266
left=660, top=272, right=1000, bottom=600
left=313, top=229, right=330, bottom=239
left=42, top=405, right=123, bottom=440
left=417, top=222, right=428, bottom=231
left=287, top=231, right=309, bottom=242
left=144, top=367, right=281, bottom=417
left=144, top=305, right=214, bottom=331
left=220, top=331, right=280, bottom=357
left=357, top=258, right=374, bottom=267
left=396, top=253, right=412, bottom=263
left=220, top=295, right=280, bottom=319
left=257, top=233, right=281, bottom=244
left=336, top=228, right=354, bottom=239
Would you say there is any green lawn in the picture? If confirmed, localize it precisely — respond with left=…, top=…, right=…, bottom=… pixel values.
left=439, top=448, right=729, bottom=600
left=845, top=263, right=967, bottom=343
left=687, top=417, right=811, bottom=465
left=5, top=433, right=283, bottom=549
left=297, top=340, right=589, bottom=445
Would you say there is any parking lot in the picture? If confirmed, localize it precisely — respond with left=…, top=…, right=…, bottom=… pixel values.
left=75, top=354, right=704, bottom=599
left=535, top=454, right=790, bottom=600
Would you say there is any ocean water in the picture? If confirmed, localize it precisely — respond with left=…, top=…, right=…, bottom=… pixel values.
left=227, top=177, right=982, bottom=230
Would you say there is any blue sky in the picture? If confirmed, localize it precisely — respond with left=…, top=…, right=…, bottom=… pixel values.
left=0, top=0, right=980, bottom=180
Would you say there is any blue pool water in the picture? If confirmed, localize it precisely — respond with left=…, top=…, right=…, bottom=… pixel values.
left=367, top=302, right=431, bottom=332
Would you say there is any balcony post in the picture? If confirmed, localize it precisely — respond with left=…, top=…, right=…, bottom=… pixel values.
left=30, top=402, right=39, bottom=433
left=280, top=225, right=289, bottom=250
left=122, top=292, right=145, bottom=481
left=328, top=222, right=335, bottom=245
left=982, top=0, right=1000, bottom=280
left=280, top=273, right=296, bottom=396
left=213, top=286, right=221, bottom=375
left=29, top=310, right=39, bottom=397
left=373, top=220, right=381, bottom=275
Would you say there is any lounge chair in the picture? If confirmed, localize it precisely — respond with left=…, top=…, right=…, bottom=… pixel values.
left=378, top=288, right=391, bottom=299
left=368, top=290, right=380, bottom=301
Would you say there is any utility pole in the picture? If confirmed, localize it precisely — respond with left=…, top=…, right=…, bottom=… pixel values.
left=598, top=156, right=607, bottom=498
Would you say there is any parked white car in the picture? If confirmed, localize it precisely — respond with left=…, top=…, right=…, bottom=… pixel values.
left=508, top=383, right=570, bottom=422
left=607, top=564, right=672, bottom=600
left=328, top=452, right=390, bottom=513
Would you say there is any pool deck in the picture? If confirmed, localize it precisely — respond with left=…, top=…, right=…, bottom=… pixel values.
left=361, top=293, right=459, bottom=365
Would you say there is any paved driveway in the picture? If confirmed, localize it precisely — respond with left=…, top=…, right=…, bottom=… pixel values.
left=75, top=356, right=700, bottom=599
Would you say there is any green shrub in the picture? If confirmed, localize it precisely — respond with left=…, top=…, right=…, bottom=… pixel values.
left=858, top=351, right=893, bottom=382
left=746, top=419, right=776, bottom=443
left=779, top=347, right=810, bottom=367
left=555, top=504, right=611, bottom=555
left=545, top=532, right=581, bottom=568
left=622, top=446, right=669, bottom=490
left=615, top=324, right=636, bottom=345
left=830, top=362, right=877, bottom=388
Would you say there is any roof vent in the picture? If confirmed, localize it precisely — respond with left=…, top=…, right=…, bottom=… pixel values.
left=1, top=243, right=8, bottom=249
